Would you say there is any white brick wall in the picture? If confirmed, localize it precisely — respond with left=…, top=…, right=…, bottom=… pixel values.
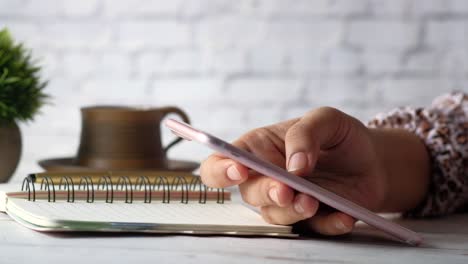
left=1, top=0, right=467, bottom=182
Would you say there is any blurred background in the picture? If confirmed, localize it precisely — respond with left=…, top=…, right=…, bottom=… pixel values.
left=1, top=0, right=467, bottom=181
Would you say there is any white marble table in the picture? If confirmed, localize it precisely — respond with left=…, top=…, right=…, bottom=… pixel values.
left=1, top=192, right=468, bottom=264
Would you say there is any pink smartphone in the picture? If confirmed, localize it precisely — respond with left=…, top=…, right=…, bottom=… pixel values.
left=164, top=118, right=423, bottom=246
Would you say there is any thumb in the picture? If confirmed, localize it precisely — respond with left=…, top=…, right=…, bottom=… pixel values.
left=285, top=107, right=350, bottom=175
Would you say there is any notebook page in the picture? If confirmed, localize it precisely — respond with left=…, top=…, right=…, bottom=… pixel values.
left=8, top=198, right=279, bottom=227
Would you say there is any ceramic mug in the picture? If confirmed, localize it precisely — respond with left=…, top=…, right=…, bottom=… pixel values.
left=74, top=106, right=190, bottom=170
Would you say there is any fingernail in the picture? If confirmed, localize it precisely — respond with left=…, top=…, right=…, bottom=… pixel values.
left=227, top=166, right=242, bottom=181
left=335, top=220, right=348, bottom=232
left=294, top=199, right=305, bottom=214
left=269, top=188, right=280, bottom=205
left=288, top=152, right=308, bottom=172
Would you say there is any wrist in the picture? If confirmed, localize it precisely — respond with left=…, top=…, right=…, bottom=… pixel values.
left=369, top=128, right=431, bottom=213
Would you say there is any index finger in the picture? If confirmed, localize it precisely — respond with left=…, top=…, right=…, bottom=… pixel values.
left=199, top=153, right=249, bottom=188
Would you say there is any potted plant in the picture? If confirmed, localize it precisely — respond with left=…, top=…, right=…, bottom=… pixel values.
left=0, top=28, right=48, bottom=182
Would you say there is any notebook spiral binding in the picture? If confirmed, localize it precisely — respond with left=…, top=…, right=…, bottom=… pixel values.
left=21, top=175, right=225, bottom=204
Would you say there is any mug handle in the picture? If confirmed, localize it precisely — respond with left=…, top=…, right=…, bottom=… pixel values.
left=159, top=106, right=191, bottom=153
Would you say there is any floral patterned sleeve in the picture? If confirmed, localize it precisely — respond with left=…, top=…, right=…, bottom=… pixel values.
left=368, top=92, right=468, bottom=218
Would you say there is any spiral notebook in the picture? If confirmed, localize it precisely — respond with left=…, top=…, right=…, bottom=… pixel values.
left=0, top=171, right=294, bottom=237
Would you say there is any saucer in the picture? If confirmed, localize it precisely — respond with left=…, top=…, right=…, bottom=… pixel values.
left=38, top=157, right=199, bottom=172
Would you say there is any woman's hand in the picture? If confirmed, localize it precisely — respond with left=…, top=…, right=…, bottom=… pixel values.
left=200, top=107, right=430, bottom=236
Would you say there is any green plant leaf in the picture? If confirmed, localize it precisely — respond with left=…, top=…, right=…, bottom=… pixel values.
left=0, top=28, right=49, bottom=123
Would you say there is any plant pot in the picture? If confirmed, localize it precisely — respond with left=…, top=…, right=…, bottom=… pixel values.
left=0, top=121, right=22, bottom=183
